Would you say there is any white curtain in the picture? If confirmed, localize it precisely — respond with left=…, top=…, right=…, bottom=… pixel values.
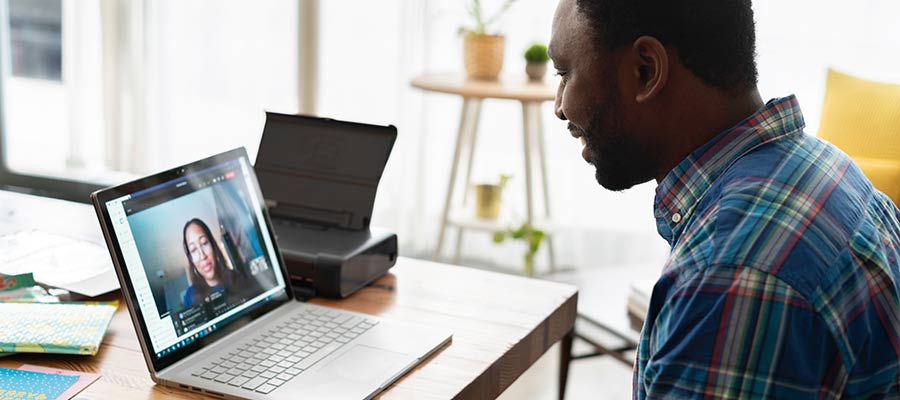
left=316, top=0, right=900, bottom=274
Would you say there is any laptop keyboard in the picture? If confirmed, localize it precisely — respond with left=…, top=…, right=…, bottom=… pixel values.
left=191, top=306, right=378, bottom=394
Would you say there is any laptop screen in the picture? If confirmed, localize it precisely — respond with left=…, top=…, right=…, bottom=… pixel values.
left=101, top=152, right=288, bottom=364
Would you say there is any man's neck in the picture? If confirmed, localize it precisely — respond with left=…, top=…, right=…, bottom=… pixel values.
left=654, top=87, right=764, bottom=183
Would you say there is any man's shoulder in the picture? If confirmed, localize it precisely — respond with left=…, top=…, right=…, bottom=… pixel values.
left=700, top=134, right=876, bottom=294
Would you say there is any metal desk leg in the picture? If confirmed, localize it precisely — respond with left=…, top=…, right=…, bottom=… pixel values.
left=559, top=328, right=574, bottom=400
left=434, top=98, right=480, bottom=261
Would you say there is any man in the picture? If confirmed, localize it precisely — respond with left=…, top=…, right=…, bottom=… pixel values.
left=548, top=0, right=900, bottom=398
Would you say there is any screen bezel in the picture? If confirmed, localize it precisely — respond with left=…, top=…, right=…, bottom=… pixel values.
left=91, top=147, right=294, bottom=372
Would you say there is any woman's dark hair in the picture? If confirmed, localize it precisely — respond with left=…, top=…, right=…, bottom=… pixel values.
left=182, top=218, right=233, bottom=303
left=576, top=0, right=758, bottom=95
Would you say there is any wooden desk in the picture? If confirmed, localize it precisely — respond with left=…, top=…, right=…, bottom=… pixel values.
left=0, top=257, right=577, bottom=399
left=411, top=73, right=560, bottom=274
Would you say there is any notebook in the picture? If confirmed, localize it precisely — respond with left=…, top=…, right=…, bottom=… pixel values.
left=0, top=301, right=117, bottom=355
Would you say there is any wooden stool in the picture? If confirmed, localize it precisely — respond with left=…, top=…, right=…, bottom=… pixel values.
left=411, top=73, right=558, bottom=273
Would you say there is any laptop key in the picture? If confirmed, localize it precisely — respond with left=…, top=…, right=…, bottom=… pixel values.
left=214, top=373, right=236, bottom=383
left=261, top=371, right=277, bottom=379
left=200, top=371, right=219, bottom=380
left=296, top=342, right=342, bottom=370
left=277, top=372, right=293, bottom=381
left=256, top=383, right=277, bottom=394
left=242, top=376, right=268, bottom=390
left=341, top=316, right=363, bottom=329
left=228, top=375, right=250, bottom=387
left=269, top=378, right=287, bottom=387
left=286, top=367, right=303, bottom=375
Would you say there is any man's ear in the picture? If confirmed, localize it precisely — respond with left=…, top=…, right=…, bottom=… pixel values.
left=631, top=36, right=668, bottom=103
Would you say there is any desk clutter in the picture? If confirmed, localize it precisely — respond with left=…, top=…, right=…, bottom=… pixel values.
left=0, top=365, right=100, bottom=400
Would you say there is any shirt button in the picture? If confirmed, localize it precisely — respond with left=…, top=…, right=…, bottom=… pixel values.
left=671, top=213, right=682, bottom=223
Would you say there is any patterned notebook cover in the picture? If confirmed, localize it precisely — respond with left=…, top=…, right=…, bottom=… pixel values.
left=0, top=368, right=78, bottom=400
left=0, top=301, right=117, bottom=356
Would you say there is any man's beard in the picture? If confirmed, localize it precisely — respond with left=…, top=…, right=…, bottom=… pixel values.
left=576, top=94, right=656, bottom=191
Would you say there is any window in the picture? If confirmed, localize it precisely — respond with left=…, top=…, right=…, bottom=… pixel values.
left=0, top=0, right=304, bottom=202
left=9, top=0, right=61, bottom=81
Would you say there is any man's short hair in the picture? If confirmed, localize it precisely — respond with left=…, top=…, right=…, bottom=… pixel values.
left=576, top=0, right=758, bottom=95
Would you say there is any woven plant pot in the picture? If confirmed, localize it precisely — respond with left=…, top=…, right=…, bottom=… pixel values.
left=464, top=33, right=505, bottom=81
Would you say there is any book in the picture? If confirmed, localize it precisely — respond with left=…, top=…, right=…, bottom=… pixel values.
left=0, top=301, right=117, bottom=356
left=0, top=367, right=78, bottom=400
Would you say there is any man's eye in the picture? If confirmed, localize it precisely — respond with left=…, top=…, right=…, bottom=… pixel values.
left=555, top=70, right=569, bottom=82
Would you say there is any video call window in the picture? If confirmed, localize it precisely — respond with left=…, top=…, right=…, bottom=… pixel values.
left=125, top=164, right=277, bottom=335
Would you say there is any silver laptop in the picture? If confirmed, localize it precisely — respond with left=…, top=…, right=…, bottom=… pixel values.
left=92, top=148, right=451, bottom=399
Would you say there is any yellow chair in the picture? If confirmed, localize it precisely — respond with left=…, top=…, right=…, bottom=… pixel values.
left=817, top=69, right=900, bottom=205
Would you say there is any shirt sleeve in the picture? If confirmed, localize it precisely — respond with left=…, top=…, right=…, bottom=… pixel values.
left=641, top=265, right=845, bottom=399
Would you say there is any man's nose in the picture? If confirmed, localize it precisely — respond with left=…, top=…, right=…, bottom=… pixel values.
left=554, top=88, right=566, bottom=120
left=555, top=99, right=566, bottom=120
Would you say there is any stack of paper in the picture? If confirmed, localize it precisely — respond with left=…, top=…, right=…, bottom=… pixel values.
left=0, top=301, right=117, bottom=356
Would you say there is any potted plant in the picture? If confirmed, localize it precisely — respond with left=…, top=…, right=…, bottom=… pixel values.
left=461, top=0, right=518, bottom=80
left=524, top=43, right=549, bottom=81
left=493, top=223, right=546, bottom=276
left=474, top=174, right=510, bottom=219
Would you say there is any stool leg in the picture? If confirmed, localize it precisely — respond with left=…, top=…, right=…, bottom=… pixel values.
left=531, top=102, right=557, bottom=272
left=559, top=328, right=574, bottom=400
left=520, top=102, right=535, bottom=232
left=435, top=98, right=476, bottom=261
left=454, top=99, right=482, bottom=264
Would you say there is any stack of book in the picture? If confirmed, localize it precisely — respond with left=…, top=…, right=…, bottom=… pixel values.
left=626, top=280, right=654, bottom=332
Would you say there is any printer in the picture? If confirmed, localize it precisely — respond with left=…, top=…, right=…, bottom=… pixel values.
left=255, top=112, right=398, bottom=298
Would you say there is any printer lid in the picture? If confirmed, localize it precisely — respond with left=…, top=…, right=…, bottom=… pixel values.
left=254, top=112, right=396, bottom=231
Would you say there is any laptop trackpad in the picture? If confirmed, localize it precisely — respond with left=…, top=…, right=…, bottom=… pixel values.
left=322, top=345, right=413, bottom=384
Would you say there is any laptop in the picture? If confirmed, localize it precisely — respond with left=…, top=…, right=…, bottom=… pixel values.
left=91, top=148, right=451, bottom=399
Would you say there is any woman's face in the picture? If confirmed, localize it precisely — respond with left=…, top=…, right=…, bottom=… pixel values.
left=185, top=223, right=218, bottom=284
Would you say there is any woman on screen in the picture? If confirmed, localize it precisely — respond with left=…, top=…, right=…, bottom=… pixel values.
left=181, top=218, right=235, bottom=307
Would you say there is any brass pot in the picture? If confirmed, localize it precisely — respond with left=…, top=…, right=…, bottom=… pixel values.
left=474, top=184, right=503, bottom=219
left=464, top=33, right=504, bottom=81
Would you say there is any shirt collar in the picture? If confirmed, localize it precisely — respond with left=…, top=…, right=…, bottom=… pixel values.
left=654, top=95, right=806, bottom=245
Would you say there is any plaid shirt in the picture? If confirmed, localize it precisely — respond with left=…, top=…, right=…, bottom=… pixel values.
left=635, top=96, right=900, bottom=399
